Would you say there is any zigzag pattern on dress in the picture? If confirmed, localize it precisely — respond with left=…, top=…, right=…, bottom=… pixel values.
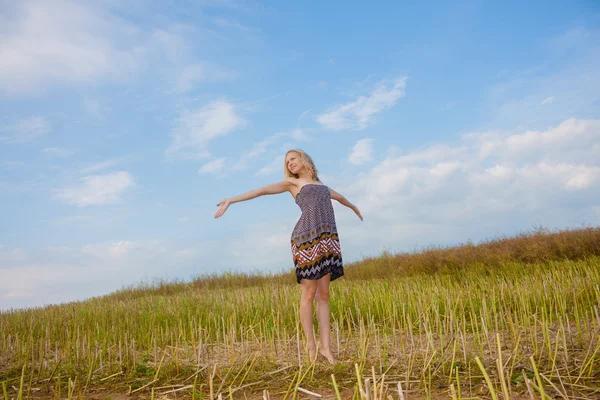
left=296, top=256, right=343, bottom=283
left=292, top=235, right=341, bottom=265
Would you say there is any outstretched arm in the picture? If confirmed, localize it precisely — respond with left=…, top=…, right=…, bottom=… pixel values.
left=329, top=188, right=363, bottom=221
left=214, top=180, right=293, bottom=219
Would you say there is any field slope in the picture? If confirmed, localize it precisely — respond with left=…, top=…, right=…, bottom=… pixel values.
left=1, top=227, right=600, bottom=399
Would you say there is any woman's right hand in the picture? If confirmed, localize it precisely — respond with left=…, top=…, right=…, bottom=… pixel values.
left=214, top=199, right=231, bottom=219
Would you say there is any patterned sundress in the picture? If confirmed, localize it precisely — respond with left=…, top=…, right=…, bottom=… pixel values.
left=291, top=183, right=344, bottom=283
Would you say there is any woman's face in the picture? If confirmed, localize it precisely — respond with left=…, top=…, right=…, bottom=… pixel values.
left=285, top=152, right=304, bottom=175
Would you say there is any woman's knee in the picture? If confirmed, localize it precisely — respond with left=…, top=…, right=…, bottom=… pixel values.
left=315, top=288, right=329, bottom=302
left=301, top=286, right=317, bottom=303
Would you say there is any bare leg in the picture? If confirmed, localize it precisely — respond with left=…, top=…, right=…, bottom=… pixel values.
left=315, top=273, right=335, bottom=364
left=299, top=279, right=318, bottom=362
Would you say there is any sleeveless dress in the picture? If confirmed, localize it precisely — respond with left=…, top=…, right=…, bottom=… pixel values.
left=291, top=184, right=344, bottom=283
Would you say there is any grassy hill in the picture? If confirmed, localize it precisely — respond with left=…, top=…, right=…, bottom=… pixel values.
left=1, top=227, right=599, bottom=399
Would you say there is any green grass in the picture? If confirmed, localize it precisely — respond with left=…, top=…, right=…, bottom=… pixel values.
left=1, top=226, right=599, bottom=399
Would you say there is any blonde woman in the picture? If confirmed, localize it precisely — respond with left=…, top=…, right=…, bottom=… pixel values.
left=214, top=149, right=363, bottom=364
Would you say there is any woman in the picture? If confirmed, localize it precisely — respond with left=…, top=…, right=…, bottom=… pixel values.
left=214, top=149, right=363, bottom=364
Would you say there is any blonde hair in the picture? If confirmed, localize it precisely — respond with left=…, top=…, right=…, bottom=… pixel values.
left=284, top=149, right=320, bottom=181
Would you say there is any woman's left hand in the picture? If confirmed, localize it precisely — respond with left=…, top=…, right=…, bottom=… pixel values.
left=214, top=199, right=231, bottom=219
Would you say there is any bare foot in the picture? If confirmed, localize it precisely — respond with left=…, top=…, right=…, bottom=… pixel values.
left=319, top=347, right=336, bottom=364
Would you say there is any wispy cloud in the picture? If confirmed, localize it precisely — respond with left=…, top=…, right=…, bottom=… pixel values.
left=256, top=155, right=284, bottom=176
left=166, top=100, right=246, bottom=160
left=0, top=0, right=143, bottom=95
left=317, top=77, right=407, bottom=131
left=79, top=159, right=124, bottom=174
left=289, top=128, right=311, bottom=142
left=298, top=109, right=312, bottom=121
left=53, top=171, right=135, bottom=207
left=198, top=157, right=226, bottom=175
left=0, top=116, right=50, bottom=143
left=541, top=96, right=555, bottom=105
left=349, top=138, right=374, bottom=165
left=0, top=1, right=237, bottom=96
left=231, top=135, right=279, bottom=171
left=226, top=129, right=311, bottom=173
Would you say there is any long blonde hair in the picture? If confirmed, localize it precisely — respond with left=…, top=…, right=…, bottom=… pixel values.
left=284, top=149, right=320, bottom=181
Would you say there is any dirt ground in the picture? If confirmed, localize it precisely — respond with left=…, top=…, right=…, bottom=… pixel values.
left=20, top=384, right=538, bottom=400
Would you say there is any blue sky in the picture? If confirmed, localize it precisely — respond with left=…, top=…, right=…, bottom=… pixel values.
left=1, top=0, right=599, bottom=310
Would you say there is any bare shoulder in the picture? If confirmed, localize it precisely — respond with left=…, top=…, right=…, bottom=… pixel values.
left=287, top=177, right=307, bottom=198
left=285, top=177, right=302, bottom=189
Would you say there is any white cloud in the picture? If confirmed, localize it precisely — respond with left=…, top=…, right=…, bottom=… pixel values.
left=80, top=159, right=124, bottom=174
left=0, top=0, right=142, bottom=95
left=231, top=135, right=279, bottom=171
left=470, top=164, right=513, bottom=183
left=256, top=155, right=284, bottom=176
left=472, top=119, right=600, bottom=164
left=0, top=116, right=50, bottom=143
left=0, top=1, right=236, bottom=96
left=53, top=171, right=135, bottom=207
left=430, top=161, right=461, bottom=178
left=228, top=130, right=311, bottom=173
left=298, top=109, right=312, bottom=120
left=317, top=77, right=407, bottom=131
left=166, top=100, right=246, bottom=160
left=516, top=163, right=600, bottom=191
left=541, top=96, right=554, bottom=105
left=332, top=118, right=600, bottom=259
left=198, top=157, right=226, bottom=174
left=349, top=138, right=374, bottom=165
left=289, top=128, right=311, bottom=142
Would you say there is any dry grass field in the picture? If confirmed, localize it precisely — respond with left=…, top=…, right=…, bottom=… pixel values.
left=1, top=227, right=599, bottom=399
